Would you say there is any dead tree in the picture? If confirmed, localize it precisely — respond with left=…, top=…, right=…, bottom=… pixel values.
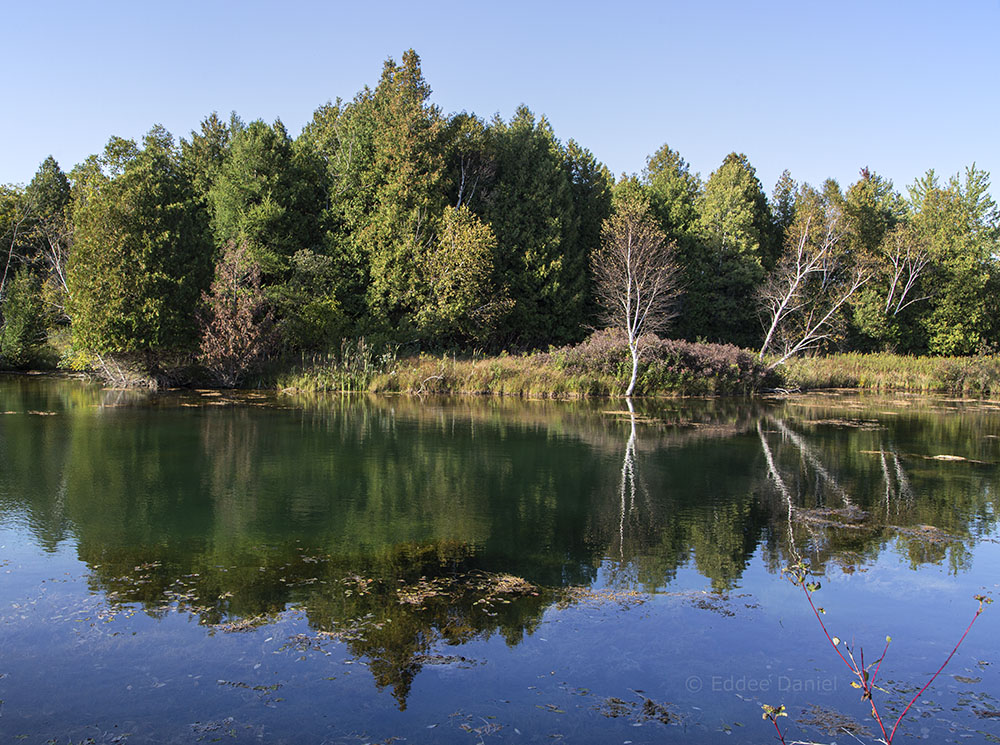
left=759, top=203, right=869, bottom=367
left=198, top=241, right=276, bottom=387
left=880, top=223, right=931, bottom=317
left=592, top=194, right=681, bottom=396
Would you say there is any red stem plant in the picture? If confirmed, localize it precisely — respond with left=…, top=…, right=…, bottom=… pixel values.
left=778, top=561, right=991, bottom=744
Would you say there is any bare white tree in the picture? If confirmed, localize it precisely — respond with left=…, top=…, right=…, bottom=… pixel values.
left=1, top=189, right=34, bottom=299
left=880, top=223, right=931, bottom=317
left=592, top=193, right=682, bottom=396
left=758, top=202, right=869, bottom=367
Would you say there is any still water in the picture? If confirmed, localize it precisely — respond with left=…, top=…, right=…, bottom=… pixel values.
left=1, top=376, right=998, bottom=744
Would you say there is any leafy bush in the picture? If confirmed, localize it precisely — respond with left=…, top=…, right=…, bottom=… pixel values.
left=547, top=329, right=776, bottom=395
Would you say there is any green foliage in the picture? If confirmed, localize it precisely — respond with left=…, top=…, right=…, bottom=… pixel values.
left=444, top=112, right=495, bottom=213
left=843, top=168, right=906, bottom=257
left=67, top=126, right=213, bottom=363
left=180, top=111, right=237, bottom=206
left=416, top=205, right=510, bottom=346
left=564, top=139, right=613, bottom=326
left=0, top=267, right=46, bottom=367
left=770, top=169, right=797, bottom=248
left=359, top=50, right=448, bottom=331
left=209, top=118, right=325, bottom=278
left=298, top=98, right=373, bottom=325
left=485, top=106, right=583, bottom=346
left=6, top=49, right=996, bottom=382
left=26, top=156, right=71, bottom=223
left=686, top=152, right=771, bottom=347
left=23, top=157, right=73, bottom=323
left=851, top=222, right=931, bottom=352
left=270, top=248, right=346, bottom=351
left=0, top=183, right=39, bottom=296
left=643, top=143, right=701, bottom=237
left=911, top=167, right=999, bottom=355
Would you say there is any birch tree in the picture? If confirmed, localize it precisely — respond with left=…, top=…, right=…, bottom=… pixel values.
left=758, top=190, right=868, bottom=366
left=592, top=188, right=681, bottom=396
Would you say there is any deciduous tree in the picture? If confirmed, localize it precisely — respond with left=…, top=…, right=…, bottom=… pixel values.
left=416, top=205, right=510, bottom=345
left=198, top=241, right=275, bottom=387
left=593, top=188, right=681, bottom=396
left=759, top=187, right=868, bottom=366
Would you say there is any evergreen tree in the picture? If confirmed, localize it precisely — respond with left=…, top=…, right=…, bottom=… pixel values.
left=444, top=112, right=495, bottom=213
left=641, top=144, right=703, bottom=341
left=564, top=139, right=613, bottom=328
left=181, top=112, right=239, bottom=208
left=844, top=167, right=906, bottom=257
left=690, top=152, right=771, bottom=347
left=643, top=143, right=701, bottom=237
left=25, top=157, right=73, bottom=321
left=298, top=97, right=374, bottom=326
left=484, top=106, right=581, bottom=346
left=209, top=118, right=324, bottom=279
left=0, top=267, right=46, bottom=367
left=0, top=185, right=31, bottom=300
left=67, top=126, right=212, bottom=367
left=303, top=50, right=448, bottom=338
left=842, top=168, right=915, bottom=350
left=770, top=169, right=797, bottom=248
left=359, top=50, right=448, bottom=330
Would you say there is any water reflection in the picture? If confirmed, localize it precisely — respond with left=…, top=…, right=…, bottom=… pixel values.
left=1, top=378, right=999, bottom=708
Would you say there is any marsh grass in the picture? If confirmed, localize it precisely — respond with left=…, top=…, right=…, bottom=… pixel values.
left=278, top=330, right=776, bottom=398
left=783, top=353, right=1000, bottom=396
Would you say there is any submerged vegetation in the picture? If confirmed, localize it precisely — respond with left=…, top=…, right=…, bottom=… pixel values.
left=3, top=378, right=998, bottom=741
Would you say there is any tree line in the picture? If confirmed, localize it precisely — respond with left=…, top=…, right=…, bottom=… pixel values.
left=1, top=49, right=997, bottom=383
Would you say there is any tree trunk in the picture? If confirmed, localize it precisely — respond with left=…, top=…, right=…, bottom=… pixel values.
left=626, top=341, right=639, bottom=397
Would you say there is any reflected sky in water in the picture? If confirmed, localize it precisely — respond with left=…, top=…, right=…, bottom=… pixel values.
left=1, top=377, right=998, bottom=743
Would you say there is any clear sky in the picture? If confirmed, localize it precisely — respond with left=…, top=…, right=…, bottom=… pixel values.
left=4, top=0, right=998, bottom=201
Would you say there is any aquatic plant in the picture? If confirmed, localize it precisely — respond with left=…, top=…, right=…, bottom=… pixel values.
left=767, top=561, right=992, bottom=744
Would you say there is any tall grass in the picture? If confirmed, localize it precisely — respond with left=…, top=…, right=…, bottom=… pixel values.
left=277, top=330, right=776, bottom=398
left=782, top=353, right=1000, bottom=396
left=276, top=338, right=399, bottom=392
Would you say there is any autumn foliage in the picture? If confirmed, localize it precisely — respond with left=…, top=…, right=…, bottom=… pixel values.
left=199, top=241, right=276, bottom=387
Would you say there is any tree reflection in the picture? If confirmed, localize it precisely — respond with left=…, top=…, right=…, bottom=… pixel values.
left=3, top=380, right=1000, bottom=707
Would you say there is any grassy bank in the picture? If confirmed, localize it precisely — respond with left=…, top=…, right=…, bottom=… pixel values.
left=277, top=330, right=776, bottom=398
left=781, top=352, right=1000, bottom=396
left=19, top=330, right=1000, bottom=399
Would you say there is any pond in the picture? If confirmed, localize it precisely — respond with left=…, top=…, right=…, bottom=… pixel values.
left=1, top=376, right=998, bottom=744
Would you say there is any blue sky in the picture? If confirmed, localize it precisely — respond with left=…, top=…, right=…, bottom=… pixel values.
left=4, top=0, right=998, bottom=201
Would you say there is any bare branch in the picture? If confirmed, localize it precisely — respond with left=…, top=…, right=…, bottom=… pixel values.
left=881, top=225, right=932, bottom=317
left=592, top=195, right=682, bottom=395
left=759, top=203, right=869, bottom=367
